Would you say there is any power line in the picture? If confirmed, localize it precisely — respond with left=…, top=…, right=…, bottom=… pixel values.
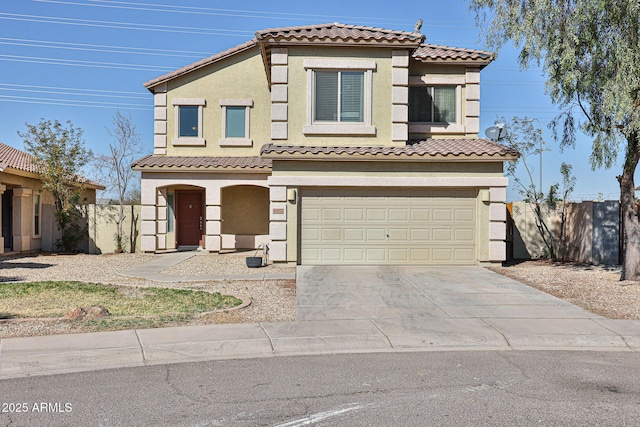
left=0, top=13, right=254, bottom=37
left=0, top=54, right=174, bottom=71
left=0, top=37, right=212, bottom=59
left=0, top=83, right=146, bottom=96
left=0, top=94, right=150, bottom=110
left=36, top=0, right=460, bottom=28
left=0, top=86, right=148, bottom=101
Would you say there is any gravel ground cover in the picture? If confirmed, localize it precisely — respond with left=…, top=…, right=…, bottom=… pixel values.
left=489, top=260, right=640, bottom=320
left=0, top=252, right=296, bottom=338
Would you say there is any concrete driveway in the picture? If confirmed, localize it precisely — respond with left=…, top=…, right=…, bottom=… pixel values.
left=295, top=265, right=629, bottom=350
left=297, top=265, right=592, bottom=321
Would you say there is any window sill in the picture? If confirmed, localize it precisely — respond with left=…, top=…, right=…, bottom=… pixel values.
left=303, top=124, right=376, bottom=136
left=219, top=138, right=252, bottom=147
left=172, top=138, right=206, bottom=146
left=409, top=123, right=465, bottom=134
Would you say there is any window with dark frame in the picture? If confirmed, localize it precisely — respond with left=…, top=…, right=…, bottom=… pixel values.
left=409, top=86, right=457, bottom=123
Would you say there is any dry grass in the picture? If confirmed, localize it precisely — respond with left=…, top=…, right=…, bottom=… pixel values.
left=0, top=281, right=242, bottom=319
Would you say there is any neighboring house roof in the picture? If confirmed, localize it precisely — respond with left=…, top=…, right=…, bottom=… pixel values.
left=132, top=155, right=272, bottom=171
left=145, top=22, right=492, bottom=90
left=0, top=142, right=105, bottom=189
left=260, top=139, right=518, bottom=161
left=0, top=141, right=34, bottom=173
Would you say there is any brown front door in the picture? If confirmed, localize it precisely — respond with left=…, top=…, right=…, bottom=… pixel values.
left=176, top=191, right=203, bottom=247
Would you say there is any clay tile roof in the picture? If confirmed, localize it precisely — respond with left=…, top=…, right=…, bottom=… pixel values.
left=255, top=22, right=424, bottom=45
left=144, top=38, right=259, bottom=89
left=132, top=155, right=272, bottom=170
left=413, top=44, right=494, bottom=64
left=260, top=139, right=518, bottom=159
left=0, top=142, right=36, bottom=173
left=0, top=142, right=104, bottom=188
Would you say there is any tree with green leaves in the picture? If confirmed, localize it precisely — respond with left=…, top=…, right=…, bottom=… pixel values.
left=18, top=119, right=93, bottom=252
left=94, top=111, right=143, bottom=253
left=470, top=0, right=640, bottom=279
left=502, top=116, right=575, bottom=261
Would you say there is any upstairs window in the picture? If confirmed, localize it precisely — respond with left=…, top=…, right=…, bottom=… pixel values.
left=178, top=106, right=199, bottom=137
left=314, top=71, right=364, bottom=123
left=172, top=98, right=205, bottom=146
left=409, top=86, right=457, bottom=123
left=219, top=99, right=252, bottom=146
left=303, top=59, right=376, bottom=136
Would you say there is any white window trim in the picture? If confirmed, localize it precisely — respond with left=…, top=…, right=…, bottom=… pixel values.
left=408, top=84, right=462, bottom=132
left=303, top=59, right=376, bottom=136
left=172, top=98, right=206, bottom=146
left=219, top=99, right=253, bottom=147
left=33, top=193, right=41, bottom=238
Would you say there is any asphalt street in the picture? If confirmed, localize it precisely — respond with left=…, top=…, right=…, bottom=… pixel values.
left=2, top=351, right=640, bottom=426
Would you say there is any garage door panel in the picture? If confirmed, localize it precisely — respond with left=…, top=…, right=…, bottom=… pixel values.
left=366, top=229, right=387, bottom=241
left=432, top=209, right=453, bottom=221
left=411, top=209, right=431, bottom=221
left=321, top=208, right=342, bottom=221
left=389, top=248, right=410, bottom=262
left=388, top=228, right=408, bottom=241
left=301, top=189, right=477, bottom=265
left=366, top=209, right=387, bottom=221
left=344, top=208, right=365, bottom=221
left=365, top=248, right=386, bottom=261
left=433, top=229, right=452, bottom=241
left=389, top=209, right=409, bottom=221
left=410, top=229, right=431, bottom=241
left=321, top=228, right=342, bottom=241
left=344, top=228, right=365, bottom=241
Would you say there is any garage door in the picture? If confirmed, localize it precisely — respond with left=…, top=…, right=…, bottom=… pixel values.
left=300, top=188, right=477, bottom=265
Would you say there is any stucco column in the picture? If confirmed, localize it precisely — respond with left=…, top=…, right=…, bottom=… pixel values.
left=205, top=186, right=221, bottom=252
left=488, top=187, right=507, bottom=262
left=140, top=178, right=157, bottom=252
left=269, top=186, right=288, bottom=262
left=271, top=48, right=288, bottom=140
left=0, top=184, right=5, bottom=253
left=391, top=50, right=409, bottom=143
left=12, top=188, right=32, bottom=252
left=156, top=189, right=167, bottom=250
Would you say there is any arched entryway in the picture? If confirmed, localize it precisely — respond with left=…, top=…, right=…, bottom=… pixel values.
left=220, top=185, right=269, bottom=250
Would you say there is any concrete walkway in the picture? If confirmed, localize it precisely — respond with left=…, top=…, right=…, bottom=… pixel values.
left=118, top=251, right=296, bottom=282
left=3, top=260, right=640, bottom=379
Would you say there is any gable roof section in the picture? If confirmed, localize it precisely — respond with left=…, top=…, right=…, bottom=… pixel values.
left=144, top=38, right=259, bottom=90
left=413, top=44, right=493, bottom=67
left=132, top=155, right=272, bottom=171
left=0, top=142, right=104, bottom=189
left=260, top=139, right=518, bottom=162
left=144, top=23, right=495, bottom=91
left=255, top=22, right=425, bottom=46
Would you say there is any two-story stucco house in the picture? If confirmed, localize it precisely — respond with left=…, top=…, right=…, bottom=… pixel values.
left=133, top=23, right=517, bottom=265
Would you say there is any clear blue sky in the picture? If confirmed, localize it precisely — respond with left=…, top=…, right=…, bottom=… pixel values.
left=0, top=0, right=625, bottom=201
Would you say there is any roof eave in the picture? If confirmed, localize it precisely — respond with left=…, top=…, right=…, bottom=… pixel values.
left=261, top=153, right=518, bottom=162
left=133, top=165, right=272, bottom=173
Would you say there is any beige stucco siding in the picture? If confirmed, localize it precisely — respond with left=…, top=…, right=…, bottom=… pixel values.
left=165, top=48, right=271, bottom=157
left=287, top=46, right=394, bottom=146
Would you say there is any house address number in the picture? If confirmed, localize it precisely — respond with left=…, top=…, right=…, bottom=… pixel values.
left=272, top=208, right=285, bottom=215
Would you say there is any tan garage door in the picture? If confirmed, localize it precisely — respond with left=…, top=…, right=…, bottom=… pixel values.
left=300, top=188, right=477, bottom=265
